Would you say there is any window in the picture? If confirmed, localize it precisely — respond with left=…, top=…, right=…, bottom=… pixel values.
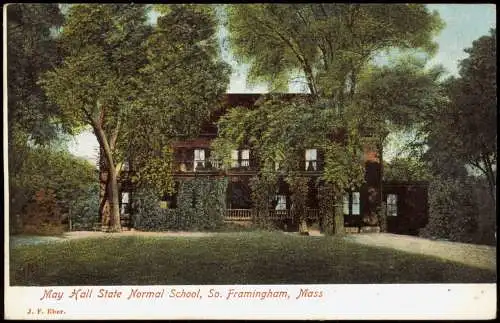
left=241, top=149, right=250, bottom=167
left=387, top=194, right=398, bottom=217
left=343, top=194, right=350, bottom=215
left=352, top=192, right=360, bottom=215
left=305, top=149, right=317, bottom=171
left=194, top=149, right=205, bottom=170
left=121, top=192, right=130, bottom=214
left=231, top=149, right=251, bottom=168
left=343, top=191, right=361, bottom=216
left=275, top=195, right=287, bottom=210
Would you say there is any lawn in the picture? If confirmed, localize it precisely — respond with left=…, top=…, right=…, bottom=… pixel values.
left=9, top=232, right=496, bottom=285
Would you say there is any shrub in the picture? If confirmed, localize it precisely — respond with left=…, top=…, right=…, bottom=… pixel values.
left=421, top=176, right=495, bottom=245
left=68, top=183, right=100, bottom=231
left=21, top=188, right=64, bottom=236
left=133, top=177, right=227, bottom=231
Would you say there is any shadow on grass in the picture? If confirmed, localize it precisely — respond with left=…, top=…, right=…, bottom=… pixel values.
left=9, top=233, right=496, bottom=286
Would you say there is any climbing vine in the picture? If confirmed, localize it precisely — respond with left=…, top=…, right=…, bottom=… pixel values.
left=132, top=177, right=227, bottom=231
left=249, top=174, right=277, bottom=230
left=286, top=176, right=309, bottom=232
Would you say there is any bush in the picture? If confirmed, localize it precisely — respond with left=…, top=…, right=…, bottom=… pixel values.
left=21, top=189, right=65, bottom=236
left=133, top=177, right=227, bottom=231
left=420, top=176, right=496, bottom=245
left=68, top=183, right=100, bottom=231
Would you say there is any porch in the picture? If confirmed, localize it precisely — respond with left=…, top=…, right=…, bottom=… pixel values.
left=223, top=208, right=377, bottom=233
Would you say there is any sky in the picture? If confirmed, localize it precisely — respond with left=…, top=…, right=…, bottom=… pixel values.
left=67, top=4, right=497, bottom=163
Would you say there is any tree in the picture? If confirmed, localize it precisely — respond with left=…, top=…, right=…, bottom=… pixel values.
left=6, top=4, right=67, bottom=233
left=41, top=4, right=153, bottom=232
left=217, top=5, right=444, bottom=234
left=124, top=4, right=230, bottom=195
left=212, top=95, right=366, bottom=234
left=227, top=4, right=443, bottom=104
left=424, top=29, right=497, bottom=197
left=383, top=157, right=432, bottom=182
left=41, top=4, right=230, bottom=231
left=6, top=4, right=65, bottom=145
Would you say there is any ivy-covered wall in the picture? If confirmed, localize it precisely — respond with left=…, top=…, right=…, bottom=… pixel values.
left=132, top=177, right=228, bottom=231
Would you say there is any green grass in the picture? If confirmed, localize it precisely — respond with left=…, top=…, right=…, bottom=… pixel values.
left=9, top=232, right=496, bottom=285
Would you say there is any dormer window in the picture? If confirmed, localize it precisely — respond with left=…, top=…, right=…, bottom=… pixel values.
left=194, top=149, right=205, bottom=171
left=305, top=149, right=317, bottom=171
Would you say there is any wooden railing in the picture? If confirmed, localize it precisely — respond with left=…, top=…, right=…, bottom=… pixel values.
left=224, top=208, right=321, bottom=221
left=225, top=209, right=254, bottom=221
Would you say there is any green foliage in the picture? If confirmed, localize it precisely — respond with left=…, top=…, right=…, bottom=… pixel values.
left=423, top=29, right=496, bottom=196
left=133, top=178, right=228, bottom=231
left=9, top=146, right=98, bottom=234
left=22, top=189, right=65, bottom=236
left=123, top=4, right=230, bottom=197
left=7, top=4, right=69, bottom=231
left=316, top=182, right=341, bottom=235
left=41, top=4, right=230, bottom=230
left=286, top=176, right=309, bottom=224
left=133, top=146, right=175, bottom=196
left=7, top=4, right=65, bottom=145
left=421, top=177, right=490, bottom=244
left=249, top=176, right=278, bottom=230
left=68, top=183, right=100, bottom=231
left=383, top=156, right=432, bottom=182
left=227, top=4, right=443, bottom=98
left=353, top=55, right=447, bottom=135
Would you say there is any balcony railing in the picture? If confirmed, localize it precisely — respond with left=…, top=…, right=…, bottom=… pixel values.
left=174, top=160, right=224, bottom=172
left=173, top=158, right=324, bottom=173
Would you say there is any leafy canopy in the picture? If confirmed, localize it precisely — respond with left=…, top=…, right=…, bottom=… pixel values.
left=227, top=4, right=444, bottom=99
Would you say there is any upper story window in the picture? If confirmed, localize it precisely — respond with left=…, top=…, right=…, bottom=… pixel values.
left=275, top=195, right=287, bottom=210
left=241, top=149, right=250, bottom=167
left=387, top=194, right=398, bottom=217
left=194, top=149, right=205, bottom=171
left=343, top=191, right=360, bottom=216
left=231, top=149, right=250, bottom=168
left=305, top=149, right=317, bottom=171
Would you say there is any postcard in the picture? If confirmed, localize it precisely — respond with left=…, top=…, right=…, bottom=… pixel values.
left=4, top=3, right=496, bottom=320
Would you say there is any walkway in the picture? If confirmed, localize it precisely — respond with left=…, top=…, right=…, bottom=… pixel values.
left=344, top=233, right=496, bottom=271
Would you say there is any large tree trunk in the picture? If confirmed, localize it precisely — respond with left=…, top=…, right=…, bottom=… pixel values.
left=93, top=124, right=121, bottom=233
left=99, top=148, right=111, bottom=230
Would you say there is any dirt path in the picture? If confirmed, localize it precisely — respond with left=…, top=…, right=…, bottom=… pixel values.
left=344, top=233, right=496, bottom=271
